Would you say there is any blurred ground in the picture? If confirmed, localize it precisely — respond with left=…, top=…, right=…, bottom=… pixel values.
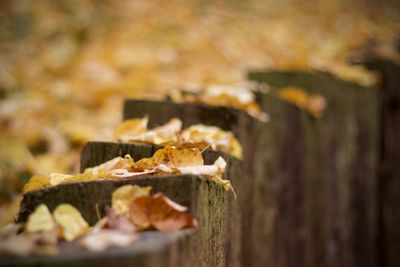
left=0, top=0, right=399, bottom=225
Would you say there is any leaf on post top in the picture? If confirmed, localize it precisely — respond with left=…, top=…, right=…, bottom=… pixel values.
left=278, top=86, right=327, bottom=118
left=132, top=146, right=203, bottom=171
left=129, top=193, right=197, bottom=231
left=112, top=184, right=152, bottom=215
left=25, top=204, right=56, bottom=233
left=53, top=204, right=89, bottom=241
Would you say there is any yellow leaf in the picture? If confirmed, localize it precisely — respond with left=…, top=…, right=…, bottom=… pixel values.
left=53, top=204, right=89, bottom=241
left=49, top=173, right=73, bottom=186
left=22, top=175, right=51, bottom=193
left=112, top=185, right=152, bottom=215
left=25, top=204, right=55, bottom=233
left=132, top=146, right=203, bottom=171
left=278, top=87, right=327, bottom=118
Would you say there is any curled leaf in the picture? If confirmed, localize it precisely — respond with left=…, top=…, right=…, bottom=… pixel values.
left=278, top=86, right=327, bottom=118
left=26, top=204, right=56, bottom=233
left=129, top=193, right=197, bottom=232
left=53, top=204, right=89, bottom=241
left=182, top=125, right=243, bottom=159
left=22, top=175, right=51, bottom=193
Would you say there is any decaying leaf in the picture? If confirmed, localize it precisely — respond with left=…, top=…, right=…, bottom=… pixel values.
left=112, top=185, right=152, bottom=215
left=129, top=193, right=197, bottom=232
left=132, top=146, right=203, bottom=171
left=25, top=204, right=55, bottom=233
left=22, top=175, right=51, bottom=193
left=278, top=86, right=327, bottom=118
left=53, top=204, right=89, bottom=241
left=80, top=230, right=137, bottom=252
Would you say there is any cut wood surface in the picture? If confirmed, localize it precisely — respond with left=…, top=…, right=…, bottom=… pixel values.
left=123, top=100, right=269, bottom=267
left=363, top=60, right=400, bottom=267
left=80, top=141, right=243, bottom=267
left=17, top=174, right=226, bottom=267
left=249, top=70, right=379, bottom=267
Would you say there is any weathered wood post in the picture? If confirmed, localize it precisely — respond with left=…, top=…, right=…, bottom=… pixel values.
left=362, top=60, right=400, bottom=267
left=79, top=141, right=242, bottom=267
left=122, top=100, right=270, bottom=267
left=17, top=171, right=226, bottom=267
left=248, top=70, right=379, bottom=267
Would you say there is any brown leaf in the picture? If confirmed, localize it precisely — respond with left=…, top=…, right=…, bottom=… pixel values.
left=132, top=146, right=203, bottom=171
left=53, top=204, right=89, bottom=241
left=129, top=193, right=197, bottom=232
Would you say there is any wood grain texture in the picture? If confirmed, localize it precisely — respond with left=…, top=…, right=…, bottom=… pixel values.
left=249, top=70, right=379, bottom=267
left=364, top=60, right=400, bottom=267
left=122, top=100, right=269, bottom=267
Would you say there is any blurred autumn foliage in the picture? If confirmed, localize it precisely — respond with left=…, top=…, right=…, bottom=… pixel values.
left=0, top=0, right=399, bottom=224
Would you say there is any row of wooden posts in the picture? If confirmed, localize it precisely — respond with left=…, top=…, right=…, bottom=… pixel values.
left=5, top=60, right=399, bottom=267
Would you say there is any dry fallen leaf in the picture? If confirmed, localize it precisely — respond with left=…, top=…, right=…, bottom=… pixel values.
left=53, top=204, right=89, bottom=241
left=174, top=84, right=269, bottom=122
left=84, top=156, right=126, bottom=176
left=22, top=175, right=51, bottom=193
left=80, top=230, right=137, bottom=252
left=49, top=173, right=73, bottom=186
left=25, top=204, right=56, bottom=233
left=278, top=86, right=327, bottom=118
left=112, top=185, right=152, bottom=215
left=132, top=146, right=203, bottom=171
left=129, top=193, right=197, bottom=232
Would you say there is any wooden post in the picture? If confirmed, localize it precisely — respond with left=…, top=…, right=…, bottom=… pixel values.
left=248, top=70, right=379, bottom=267
left=362, top=60, right=400, bottom=267
left=17, top=173, right=226, bottom=267
left=79, top=141, right=243, bottom=267
left=122, top=100, right=270, bottom=267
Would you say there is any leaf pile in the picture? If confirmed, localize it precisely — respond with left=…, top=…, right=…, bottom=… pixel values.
left=23, top=146, right=233, bottom=194
left=169, top=84, right=269, bottom=122
left=0, top=185, right=197, bottom=255
left=278, top=86, right=328, bottom=118
left=115, top=117, right=243, bottom=159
